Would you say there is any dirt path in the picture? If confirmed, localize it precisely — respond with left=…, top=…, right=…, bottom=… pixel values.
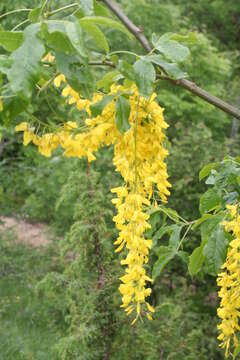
left=0, top=216, right=50, bottom=247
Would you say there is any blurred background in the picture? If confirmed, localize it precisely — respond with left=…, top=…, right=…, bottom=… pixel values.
left=0, top=0, right=239, bottom=359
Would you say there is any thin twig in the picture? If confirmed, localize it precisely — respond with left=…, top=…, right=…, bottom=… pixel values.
left=102, top=0, right=240, bottom=120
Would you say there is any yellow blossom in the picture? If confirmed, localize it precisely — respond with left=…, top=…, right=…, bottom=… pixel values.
left=15, top=82, right=171, bottom=322
left=217, top=204, right=240, bottom=357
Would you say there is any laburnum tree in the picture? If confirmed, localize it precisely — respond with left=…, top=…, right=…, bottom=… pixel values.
left=1, top=0, right=240, bottom=358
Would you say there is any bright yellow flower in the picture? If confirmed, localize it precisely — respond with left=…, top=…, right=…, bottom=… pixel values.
left=16, top=82, right=171, bottom=322
left=15, top=122, right=28, bottom=132
left=217, top=205, right=240, bottom=357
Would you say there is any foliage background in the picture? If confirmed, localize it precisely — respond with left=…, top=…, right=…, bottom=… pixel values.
left=0, top=0, right=239, bottom=359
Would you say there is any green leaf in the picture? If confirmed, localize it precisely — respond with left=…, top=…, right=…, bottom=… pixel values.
left=199, top=188, right=221, bottom=214
left=97, top=70, right=123, bottom=91
left=199, top=162, right=218, bottom=181
left=133, top=59, right=156, bottom=98
left=28, top=7, right=41, bottom=23
left=152, top=225, right=175, bottom=246
left=90, top=94, right=114, bottom=117
left=43, top=21, right=74, bottom=54
left=200, top=214, right=224, bottom=241
left=44, top=20, right=88, bottom=59
left=188, top=244, right=204, bottom=277
left=169, top=225, right=182, bottom=248
left=203, top=224, right=228, bottom=275
left=233, top=344, right=240, bottom=360
left=79, top=16, right=131, bottom=38
left=152, top=246, right=177, bottom=279
left=56, top=52, right=95, bottom=98
left=118, top=60, right=136, bottom=81
left=0, top=96, right=27, bottom=125
left=157, top=206, right=180, bottom=223
left=7, top=24, right=45, bottom=99
left=192, top=214, right=214, bottom=230
left=152, top=33, right=190, bottom=62
left=0, top=55, right=13, bottom=75
left=65, top=21, right=88, bottom=58
left=171, top=32, right=197, bottom=45
left=80, top=22, right=109, bottom=53
left=115, top=95, right=131, bottom=134
left=78, top=0, right=94, bottom=15
left=146, top=55, right=187, bottom=80
left=93, top=0, right=110, bottom=17
left=0, top=31, right=23, bottom=52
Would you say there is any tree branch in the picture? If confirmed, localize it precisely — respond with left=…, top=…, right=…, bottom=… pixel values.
left=102, top=0, right=240, bottom=121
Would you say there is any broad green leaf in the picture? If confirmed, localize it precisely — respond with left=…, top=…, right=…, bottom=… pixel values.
left=188, top=244, right=204, bottom=277
left=56, top=52, right=95, bottom=98
left=171, top=32, right=197, bottom=45
left=80, top=22, right=109, bottom=53
left=70, top=65, right=95, bottom=99
left=199, top=188, right=221, bottom=214
left=205, top=172, right=216, bottom=185
left=44, top=21, right=88, bottom=59
left=199, top=162, right=218, bottom=181
left=78, top=0, right=94, bottom=15
left=79, top=16, right=131, bottom=38
left=65, top=21, right=88, bottom=58
left=157, top=206, right=180, bottom=223
left=200, top=214, right=225, bottom=241
left=133, top=59, right=156, bottom=98
left=0, top=96, right=27, bottom=125
left=192, top=214, right=215, bottom=230
left=0, top=55, right=13, bottom=75
left=43, top=21, right=74, bottom=54
left=28, top=7, right=41, bottom=23
left=152, top=246, right=177, bottom=279
left=8, top=24, right=45, bottom=99
left=147, top=211, right=161, bottom=237
left=152, top=225, right=175, bottom=246
left=115, top=95, right=131, bottom=133
left=0, top=31, right=23, bottom=52
left=118, top=60, right=136, bottom=81
left=97, top=70, right=123, bottom=91
left=90, top=94, right=114, bottom=117
left=93, top=0, right=110, bottom=17
left=169, top=224, right=182, bottom=248
left=203, top=224, right=228, bottom=275
left=146, top=55, right=187, bottom=80
left=152, top=33, right=190, bottom=62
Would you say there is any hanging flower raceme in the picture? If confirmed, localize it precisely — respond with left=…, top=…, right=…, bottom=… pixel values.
left=217, top=204, right=240, bottom=357
left=15, top=76, right=171, bottom=322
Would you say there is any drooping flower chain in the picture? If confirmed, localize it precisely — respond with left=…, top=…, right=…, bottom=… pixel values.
left=217, top=204, right=240, bottom=357
left=16, top=74, right=171, bottom=321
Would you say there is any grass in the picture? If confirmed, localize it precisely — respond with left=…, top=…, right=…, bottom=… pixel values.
left=0, top=230, right=60, bottom=360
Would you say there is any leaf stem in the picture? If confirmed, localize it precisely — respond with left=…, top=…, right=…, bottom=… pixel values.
left=108, top=50, right=137, bottom=58
left=11, top=19, right=30, bottom=31
left=0, top=9, right=32, bottom=20
left=47, top=3, right=79, bottom=17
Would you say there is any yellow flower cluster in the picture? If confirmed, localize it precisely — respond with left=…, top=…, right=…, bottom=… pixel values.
left=15, top=76, right=171, bottom=321
left=217, top=204, right=240, bottom=357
